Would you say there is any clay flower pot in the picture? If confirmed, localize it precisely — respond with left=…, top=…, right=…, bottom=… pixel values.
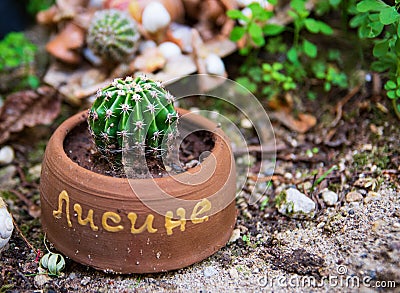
left=40, top=109, right=237, bottom=273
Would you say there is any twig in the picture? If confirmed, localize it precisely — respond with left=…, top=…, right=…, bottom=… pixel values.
left=9, top=189, right=33, bottom=207
left=11, top=215, right=38, bottom=255
left=16, top=165, right=38, bottom=189
left=330, top=85, right=361, bottom=127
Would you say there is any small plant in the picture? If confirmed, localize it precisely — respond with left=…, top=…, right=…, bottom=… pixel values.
left=228, top=0, right=348, bottom=100
left=39, top=236, right=65, bottom=276
left=87, top=9, right=140, bottom=63
left=227, top=1, right=283, bottom=55
left=350, top=0, right=400, bottom=119
left=285, top=0, right=334, bottom=73
left=88, top=75, right=179, bottom=164
left=0, top=32, right=39, bottom=90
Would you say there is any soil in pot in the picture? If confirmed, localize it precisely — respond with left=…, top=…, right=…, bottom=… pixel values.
left=64, top=121, right=215, bottom=178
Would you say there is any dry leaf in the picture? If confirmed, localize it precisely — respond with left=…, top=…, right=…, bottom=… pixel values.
left=131, top=47, right=166, bottom=73
left=271, top=111, right=317, bottom=133
left=0, top=87, right=61, bottom=144
left=46, top=22, right=85, bottom=64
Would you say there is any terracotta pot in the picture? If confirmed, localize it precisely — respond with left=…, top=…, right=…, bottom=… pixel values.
left=40, top=109, right=237, bottom=273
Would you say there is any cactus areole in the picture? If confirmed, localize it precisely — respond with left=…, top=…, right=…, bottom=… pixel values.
left=88, top=76, right=179, bottom=161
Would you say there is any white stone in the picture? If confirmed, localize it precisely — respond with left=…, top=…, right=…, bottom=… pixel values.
left=158, top=42, right=182, bottom=60
left=0, top=146, right=14, bottom=165
left=205, top=54, right=226, bottom=76
left=203, top=266, right=218, bottom=277
left=142, top=2, right=171, bottom=33
left=229, top=229, right=241, bottom=243
left=228, top=267, right=239, bottom=279
left=322, top=190, right=339, bottom=206
left=34, top=271, right=51, bottom=287
left=240, top=118, right=252, bottom=129
left=276, top=188, right=316, bottom=219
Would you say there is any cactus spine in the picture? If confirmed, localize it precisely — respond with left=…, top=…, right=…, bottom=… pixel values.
left=87, top=9, right=140, bottom=63
left=88, top=75, right=179, bottom=162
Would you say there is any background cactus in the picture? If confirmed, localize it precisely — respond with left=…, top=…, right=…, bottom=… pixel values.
left=87, top=9, right=140, bottom=63
left=88, top=75, right=179, bottom=163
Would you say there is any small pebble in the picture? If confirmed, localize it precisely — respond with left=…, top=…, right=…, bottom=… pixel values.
left=205, top=53, right=225, bottom=76
left=284, top=173, right=293, bottom=180
left=0, top=165, right=17, bottom=189
left=276, top=188, right=316, bottom=219
left=229, top=229, right=241, bottom=243
left=364, top=192, right=381, bottom=204
left=228, top=268, right=239, bottom=279
left=203, top=266, right=218, bottom=277
left=240, top=118, right=252, bottom=129
left=34, top=270, right=51, bottom=287
left=28, top=164, right=42, bottom=182
left=0, top=146, right=14, bottom=165
left=322, top=190, right=338, bottom=206
left=158, top=42, right=182, bottom=60
left=345, top=191, right=363, bottom=202
left=81, top=276, right=91, bottom=286
left=317, top=222, right=325, bottom=229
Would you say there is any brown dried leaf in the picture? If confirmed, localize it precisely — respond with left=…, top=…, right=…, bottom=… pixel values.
left=46, top=22, right=85, bottom=64
left=0, top=86, right=61, bottom=144
left=271, top=111, right=317, bottom=133
left=131, top=48, right=166, bottom=73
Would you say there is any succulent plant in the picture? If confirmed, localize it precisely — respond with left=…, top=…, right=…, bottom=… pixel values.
left=87, top=9, right=140, bottom=63
left=88, top=75, right=179, bottom=163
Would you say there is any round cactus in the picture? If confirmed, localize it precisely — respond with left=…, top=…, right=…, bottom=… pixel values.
left=87, top=9, right=140, bottom=63
left=88, top=75, right=179, bottom=162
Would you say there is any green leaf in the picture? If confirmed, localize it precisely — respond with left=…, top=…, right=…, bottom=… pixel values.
left=385, top=80, right=397, bottom=89
left=356, top=0, right=388, bottom=12
left=350, top=14, right=368, bottom=28
left=272, top=62, right=283, bottom=71
left=398, top=23, right=400, bottom=38
left=263, top=24, right=285, bottom=36
left=227, top=9, right=248, bottom=21
left=379, top=6, right=400, bottom=25
left=371, top=60, right=392, bottom=72
left=318, top=21, right=334, bottom=35
left=324, top=81, right=332, bottom=92
left=249, top=22, right=265, bottom=46
left=262, top=63, right=272, bottom=71
left=291, top=0, right=306, bottom=13
left=304, top=19, right=320, bottom=33
left=230, top=26, right=246, bottom=42
left=287, top=47, right=299, bottom=63
left=387, top=90, right=396, bottom=99
left=303, top=40, right=317, bottom=58
left=40, top=254, right=50, bottom=268
left=358, top=19, right=384, bottom=38
left=236, top=77, right=257, bottom=93
left=27, top=75, right=40, bottom=89
left=373, top=40, right=389, bottom=57
left=307, top=91, right=317, bottom=100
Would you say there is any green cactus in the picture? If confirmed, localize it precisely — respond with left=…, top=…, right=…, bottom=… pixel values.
left=88, top=75, right=179, bottom=163
left=87, top=9, right=140, bottom=63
